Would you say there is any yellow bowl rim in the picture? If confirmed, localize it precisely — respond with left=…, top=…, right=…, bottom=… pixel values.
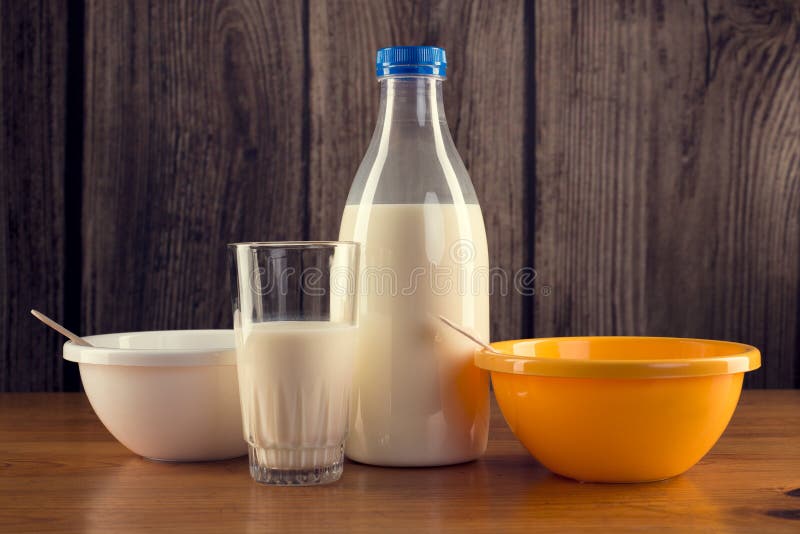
left=475, top=336, right=761, bottom=379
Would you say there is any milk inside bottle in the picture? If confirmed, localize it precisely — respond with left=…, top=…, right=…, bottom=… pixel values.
left=339, top=46, right=490, bottom=466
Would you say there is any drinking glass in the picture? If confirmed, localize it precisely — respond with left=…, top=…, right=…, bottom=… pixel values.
left=228, top=241, right=359, bottom=485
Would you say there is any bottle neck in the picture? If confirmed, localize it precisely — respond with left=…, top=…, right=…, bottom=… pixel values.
left=345, top=74, right=478, bottom=206
left=376, top=76, right=448, bottom=127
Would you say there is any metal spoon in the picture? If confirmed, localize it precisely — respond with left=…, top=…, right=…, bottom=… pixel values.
left=438, top=315, right=499, bottom=353
left=30, top=309, right=94, bottom=347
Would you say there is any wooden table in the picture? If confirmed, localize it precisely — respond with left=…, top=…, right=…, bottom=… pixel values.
left=1, top=392, right=798, bottom=532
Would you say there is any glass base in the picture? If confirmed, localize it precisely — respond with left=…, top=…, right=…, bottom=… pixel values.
left=248, top=443, right=344, bottom=486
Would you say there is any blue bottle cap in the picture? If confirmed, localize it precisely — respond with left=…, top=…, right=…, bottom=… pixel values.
left=376, top=46, right=447, bottom=78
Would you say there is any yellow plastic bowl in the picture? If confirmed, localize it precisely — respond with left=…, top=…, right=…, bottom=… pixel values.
left=475, top=337, right=761, bottom=483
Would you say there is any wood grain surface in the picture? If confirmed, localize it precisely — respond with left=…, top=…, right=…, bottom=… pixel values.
left=0, top=0, right=70, bottom=390
left=0, top=391, right=798, bottom=532
left=308, top=0, right=529, bottom=343
left=534, top=0, right=800, bottom=387
left=1, top=0, right=799, bottom=390
left=82, top=0, right=307, bottom=335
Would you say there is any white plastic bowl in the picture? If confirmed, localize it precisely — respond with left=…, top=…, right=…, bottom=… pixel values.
left=63, top=330, right=247, bottom=462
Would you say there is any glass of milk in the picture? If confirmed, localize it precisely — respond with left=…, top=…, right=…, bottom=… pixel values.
left=228, top=242, right=359, bottom=485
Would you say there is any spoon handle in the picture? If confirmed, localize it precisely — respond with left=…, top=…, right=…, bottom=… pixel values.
left=438, top=315, right=498, bottom=353
left=30, top=309, right=93, bottom=347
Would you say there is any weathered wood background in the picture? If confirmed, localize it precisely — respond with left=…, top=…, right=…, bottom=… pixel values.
left=1, top=0, right=798, bottom=391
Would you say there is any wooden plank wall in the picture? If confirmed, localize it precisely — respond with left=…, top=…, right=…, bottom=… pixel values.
left=0, top=0, right=75, bottom=391
left=1, top=0, right=798, bottom=390
left=535, top=0, right=800, bottom=388
left=82, top=1, right=308, bottom=336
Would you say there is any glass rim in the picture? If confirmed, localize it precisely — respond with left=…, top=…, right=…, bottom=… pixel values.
left=227, top=240, right=359, bottom=249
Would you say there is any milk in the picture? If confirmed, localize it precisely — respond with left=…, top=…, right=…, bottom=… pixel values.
left=339, top=203, right=490, bottom=466
left=234, top=321, right=356, bottom=469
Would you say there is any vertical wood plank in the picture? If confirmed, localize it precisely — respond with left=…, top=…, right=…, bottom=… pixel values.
left=0, top=0, right=68, bottom=390
left=308, top=0, right=529, bottom=342
left=534, top=0, right=800, bottom=387
left=82, top=0, right=307, bottom=335
left=683, top=0, right=799, bottom=387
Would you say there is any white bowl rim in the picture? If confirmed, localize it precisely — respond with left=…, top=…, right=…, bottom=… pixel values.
left=62, top=329, right=236, bottom=367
